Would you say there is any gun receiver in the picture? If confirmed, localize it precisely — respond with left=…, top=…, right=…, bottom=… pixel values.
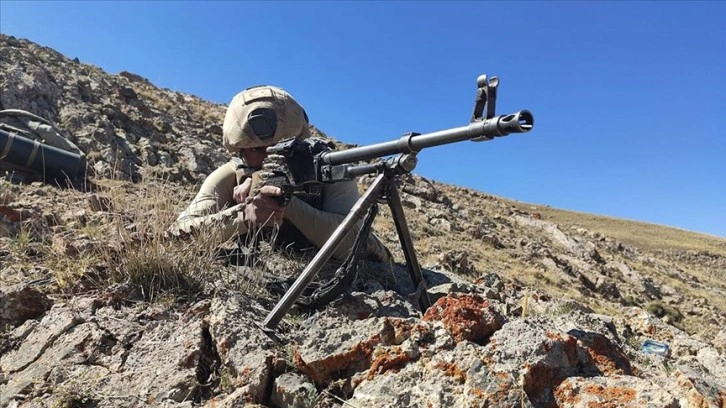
left=262, top=73, right=534, bottom=331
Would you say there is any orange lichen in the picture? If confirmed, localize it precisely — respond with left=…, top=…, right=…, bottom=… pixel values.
left=523, top=363, right=560, bottom=407
left=232, top=366, right=254, bottom=387
left=522, top=335, right=580, bottom=408
left=432, top=360, right=467, bottom=383
left=556, top=380, right=639, bottom=408
left=292, top=334, right=382, bottom=386
left=562, top=335, right=580, bottom=366
left=676, top=373, right=718, bottom=408
left=583, top=384, right=636, bottom=408
left=481, top=355, right=494, bottom=367
left=581, top=334, right=632, bottom=375
left=385, top=317, right=415, bottom=343
left=422, top=294, right=503, bottom=344
left=468, top=386, right=487, bottom=400
left=553, top=380, right=581, bottom=406
left=367, top=346, right=412, bottom=379
left=545, top=331, right=561, bottom=340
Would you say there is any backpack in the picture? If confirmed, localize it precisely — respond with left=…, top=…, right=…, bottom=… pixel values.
left=0, top=109, right=85, bottom=184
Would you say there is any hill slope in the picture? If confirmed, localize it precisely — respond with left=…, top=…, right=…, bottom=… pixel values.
left=1, top=34, right=725, bottom=407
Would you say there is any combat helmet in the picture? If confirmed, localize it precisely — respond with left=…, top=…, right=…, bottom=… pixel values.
left=222, top=85, right=311, bottom=152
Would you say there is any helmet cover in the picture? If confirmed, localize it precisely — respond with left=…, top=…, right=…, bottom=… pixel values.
left=222, top=85, right=311, bottom=152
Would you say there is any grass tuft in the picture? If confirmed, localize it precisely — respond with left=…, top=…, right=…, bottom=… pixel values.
left=646, top=300, right=684, bottom=329
left=95, top=178, right=226, bottom=302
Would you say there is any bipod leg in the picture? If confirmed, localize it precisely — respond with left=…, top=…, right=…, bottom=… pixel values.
left=386, top=181, right=432, bottom=312
left=263, top=173, right=387, bottom=330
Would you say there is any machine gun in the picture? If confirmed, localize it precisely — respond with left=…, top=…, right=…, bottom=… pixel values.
left=261, top=74, right=534, bottom=330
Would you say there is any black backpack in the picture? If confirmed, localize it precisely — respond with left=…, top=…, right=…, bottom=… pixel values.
left=0, top=109, right=85, bottom=184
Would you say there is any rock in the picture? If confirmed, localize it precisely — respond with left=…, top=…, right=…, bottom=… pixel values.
left=334, top=290, right=420, bottom=320
left=608, top=262, right=662, bottom=300
left=347, top=310, right=645, bottom=407
left=0, top=298, right=216, bottom=407
left=514, top=215, right=585, bottom=256
left=0, top=307, right=80, bottom=406
left=428, top=282, right=501, bottom=305
left=292, top=308, right=409, bottom=386
left=207, top=295, right=278, bottom=404
left=476, top=272, right=505, bottom=292
left=482, top=233, right=505, bottom=249
left=714, top=330, right=726, bottom=354
left=401, top=177, right=439, bottom=202
left=270, top=372, right=317, bottom=408
left=119, top=70, right=150, bottom=84
left=0, top=205, right=23, bottom=223
left=530, top=299, right=595, bottom=318
left=595, top=277, right=622, bottom=299
left=422, top=294, right=504, bottom=345
left=554, top=375, right=678, bottom=407
left=672, top=365, right=726, bottom=408
left=479, top=317, right=633, bottom=407
left=118, top=86, right=138, bottom=100
left=437, top=250, right=476, bottom=275
left=584, top=241, right=604, bottom=263
left=696, top=348, right=726, bottom=387
left=429, top=217, right=452, bottom=232
left=201, top=388, right=250, bottom=407
left=347, top=341, right=479, bottom=407
left=400, top=193, right=421, bottom=209
left=0, top=284, right=52, bottom=327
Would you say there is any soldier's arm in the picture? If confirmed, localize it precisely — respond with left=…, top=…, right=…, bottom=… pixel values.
left=169, top=162, right=249, bottom=243
left=285, top=179, right=391, bottom=262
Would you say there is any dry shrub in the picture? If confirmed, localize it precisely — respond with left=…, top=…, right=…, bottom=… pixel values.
left=646, top=301, right=684, bottom=329
left=96, top=178, right=227, bottom=302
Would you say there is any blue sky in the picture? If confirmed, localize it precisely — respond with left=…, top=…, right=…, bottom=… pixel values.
left=1, top=1, right=725, bottom=238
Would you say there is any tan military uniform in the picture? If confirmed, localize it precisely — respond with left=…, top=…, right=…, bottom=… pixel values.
left=170, top=160, right=391, bottom=262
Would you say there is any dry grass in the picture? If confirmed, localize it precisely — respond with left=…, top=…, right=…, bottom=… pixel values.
left=506, top=200, right=726, bottom=256
left=91, top=178, right=232, bottom=301
left=0, top=175, right=242, bottom=303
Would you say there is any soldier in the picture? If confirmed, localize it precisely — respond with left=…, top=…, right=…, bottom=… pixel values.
left=169, top=85, right=390, bottom=262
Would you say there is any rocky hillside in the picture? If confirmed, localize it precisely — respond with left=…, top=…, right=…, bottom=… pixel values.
left=1, top=34, right=725, bottom=407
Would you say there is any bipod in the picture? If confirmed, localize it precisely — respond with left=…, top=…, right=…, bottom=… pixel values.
left=263, top=152, right=432, bottom=330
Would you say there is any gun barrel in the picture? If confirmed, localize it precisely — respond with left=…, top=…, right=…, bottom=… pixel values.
left=320, top=110, right=533, bottom=166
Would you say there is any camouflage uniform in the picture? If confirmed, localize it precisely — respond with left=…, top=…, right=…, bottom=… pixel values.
left=169, top=86, right=390, bottom=262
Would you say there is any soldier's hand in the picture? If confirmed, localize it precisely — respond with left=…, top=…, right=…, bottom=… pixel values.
left=244, top=185, right=286, bottom=228
left=233, top=178, right=252, bottom=204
